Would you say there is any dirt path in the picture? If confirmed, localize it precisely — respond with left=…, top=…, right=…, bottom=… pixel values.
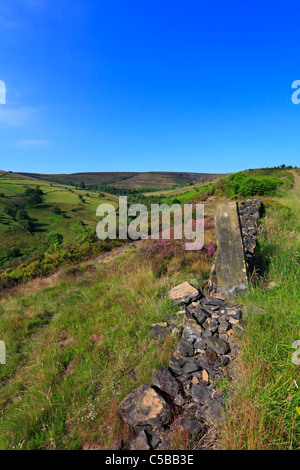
left=88, top=239, right=145, bottom=264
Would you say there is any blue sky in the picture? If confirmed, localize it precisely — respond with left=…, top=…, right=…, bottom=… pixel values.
left=0, top=0, right=299, bottom=174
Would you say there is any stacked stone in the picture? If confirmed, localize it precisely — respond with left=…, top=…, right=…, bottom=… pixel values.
left=119, top=282, right=244, bottom=451
left=238, top=198, right=262, bottom=278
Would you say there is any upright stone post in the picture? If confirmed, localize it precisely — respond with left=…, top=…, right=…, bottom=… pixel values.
left=212, top=201, right=248, bottom=297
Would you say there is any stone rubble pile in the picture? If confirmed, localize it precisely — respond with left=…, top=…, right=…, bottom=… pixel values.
left=119, top=282, right=243, bottom=450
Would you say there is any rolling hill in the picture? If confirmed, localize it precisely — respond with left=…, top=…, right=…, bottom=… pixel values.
left=0, top=173, right=118, bottom=258
left=17, top=171, right=228, bottom=190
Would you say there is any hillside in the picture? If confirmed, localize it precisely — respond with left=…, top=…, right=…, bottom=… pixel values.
left=0, top=167, right=299, bottom=450
left=17, top=172, right=139, bottom=187
left=16, top=171, right=228, bottom=191
left=0, top=174, right=117, bottom=262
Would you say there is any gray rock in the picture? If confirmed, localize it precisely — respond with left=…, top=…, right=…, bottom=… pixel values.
left=208, top=319, right=219, bottom=333
left=168, top=282, right=201, bottom=306
left=183, top=312, right=203, bottom=336
left=119, top=384, right=171, bottom=429
left=130, top=430, right=150, bottom=450
left=206, top=336, right=230, bottom=355
left=187, top=420, right=203, bottom=437
left=174, top=394, right=185, bottom=406
left=152, top=366, right=180, bottom=398
left=191, top=383, right=212, bottom=404
left=207, top=298, right=225, bottom=306
left=220, top=355, right=230, bottom=366
left=232, top=323, right=245, bottom=334
left=202, top=329, right=213, bottom=339
left=145, top=429, right=162, bottom=449
left=219, top=333, right=229, bottom=343
left=200, top=349, right=222, bottom=368
left=168, top=357, right=185, bottom=376
left=169, top=417, right=203, bottom=439
left=194, top=337, right=207, bottom=351
left=150, top=325, right=170, bottom=340
left=176, top=339, right=195, bottom=357
left=182, top=327, right=200, bottom=345
left=182, top=361, right=200, bottom=375
left=218, top=321, right=230, bottom=333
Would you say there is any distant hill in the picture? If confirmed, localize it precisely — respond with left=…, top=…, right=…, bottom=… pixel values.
left=16, top=172, right=139, bottom=186
left=17, top=171, right=228, bottom=190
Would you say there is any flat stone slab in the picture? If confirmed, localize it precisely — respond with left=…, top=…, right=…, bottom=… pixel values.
left=168, top=282, right=200, bottom=305
left=214, top=202, right=248, bottom=297
left=119, top=384, right=171, bottom=429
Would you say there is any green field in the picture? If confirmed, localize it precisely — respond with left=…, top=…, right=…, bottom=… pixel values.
left=0, top=175, right=118, bottom=256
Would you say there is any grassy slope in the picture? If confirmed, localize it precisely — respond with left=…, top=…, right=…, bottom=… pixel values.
left=0, top=176, right=117, bottom=255
left=222, top=171, right=300, bottom=450
left=0, top=232, right=215, bottom=449
left=0, top=167, right=298, bottom=449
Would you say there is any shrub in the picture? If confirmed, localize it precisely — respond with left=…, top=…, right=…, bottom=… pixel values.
left=26, top=193, right=42, bottom=207
left=6, top=248, right=21, bottom=259
left=141, top=239, right=216, bottom=277
left=224, top=173, right=282, bottom=199
left=15, top=209, right=30, bottom=221
left=52, top=207, right=62, bottom=215
left=20, top=219, right=35, bottom=233
left=4, top=206, right=18, bottom=219
left=45, top=232, right=64, bottom=251
left=0, top=238, right=122, bottom=290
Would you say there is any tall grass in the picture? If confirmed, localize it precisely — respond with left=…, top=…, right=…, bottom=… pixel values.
left=222, top=197, right=300, bottom=449
left=0, top=247, right=179, bottom=449
left=0, top=235, right=214, bottom=450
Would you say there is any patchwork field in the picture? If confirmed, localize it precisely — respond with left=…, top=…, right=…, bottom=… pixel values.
left=0, top=175, right=118, bottom=256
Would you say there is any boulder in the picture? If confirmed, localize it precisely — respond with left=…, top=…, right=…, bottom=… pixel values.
left=168, top=282, right=200, bottom=306
left=119, top=384, right=171, bottom=429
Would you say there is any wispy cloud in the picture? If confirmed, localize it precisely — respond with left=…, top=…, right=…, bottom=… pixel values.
left=14, top=139, right=51, bottom=147
left=0, top=107, right=37, bottom=126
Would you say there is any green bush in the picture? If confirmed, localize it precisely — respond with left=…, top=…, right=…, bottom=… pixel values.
left=45, top=232, right=64, bottom=252
left=26, top=193, right=42, bottom=207
left=224, top=173, right=283, bottom=199
left=0, top=237, right=121, bottom=289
